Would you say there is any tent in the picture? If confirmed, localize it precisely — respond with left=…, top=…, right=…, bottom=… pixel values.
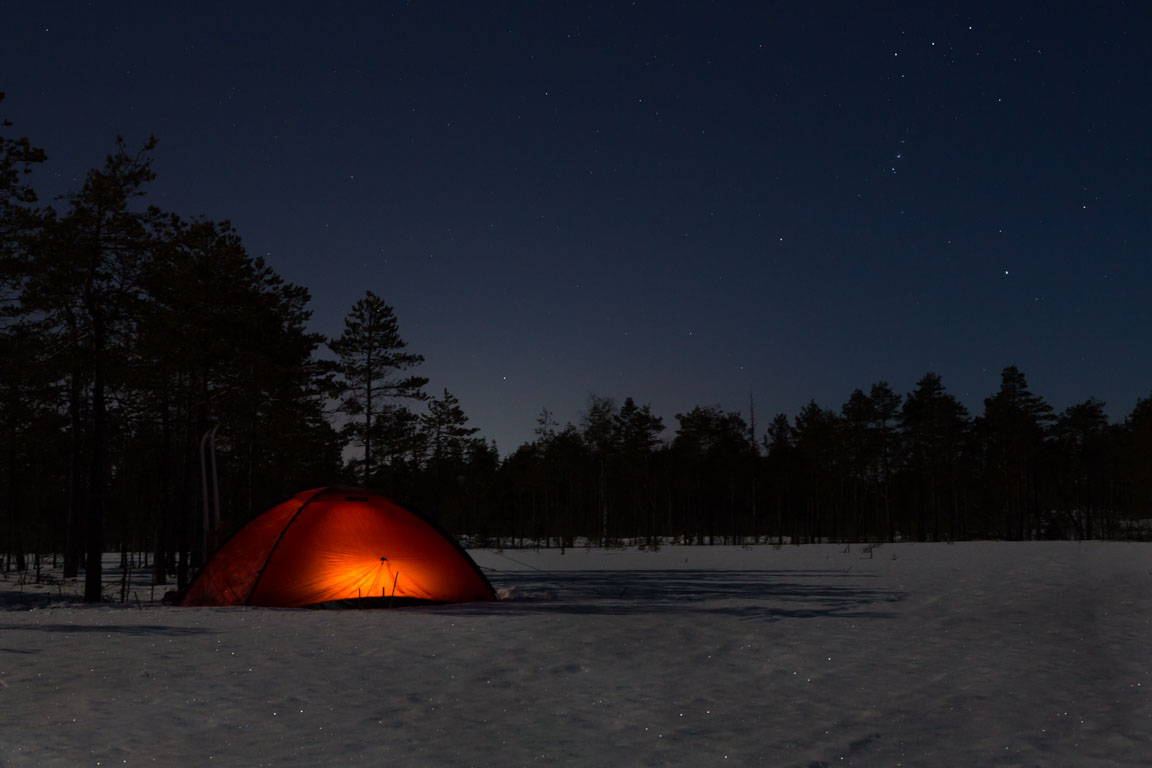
left=180, top=486, right=497, bottom=608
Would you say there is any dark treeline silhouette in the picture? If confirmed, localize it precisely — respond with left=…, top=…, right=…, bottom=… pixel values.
left=491, top=375, right=1150, bottom=549
left=2, top=102, right=1151, bottom=599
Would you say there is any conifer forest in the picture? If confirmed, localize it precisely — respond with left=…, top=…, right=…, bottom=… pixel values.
left=3, top=98, right=1151, bottom=601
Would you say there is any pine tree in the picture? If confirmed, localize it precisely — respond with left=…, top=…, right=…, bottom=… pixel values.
left=1050, top=398, right=1110, bottom=539
left=979, top=366, right=1053, bottom=539
left=20, top=136, right=159, bottom=601
left=869, top=381, right=902, bottom=541
left=141, top=214, right=340, bottom=581
left=765, top=413, right=794, bottom=543
left=534, top=407, right=558, bottom=443
left=0, top=92, right=46, bottom=275
left=840, top=388, right=877, bottom=539
left=369, top=404, right=427, bottom=497
left=792, top=401, right=839, bottom=543
left=1122, top=395, right=1152, bottom=534
left=328, top=291, right=427, bottom=484
left=672, top=405, right=751, bottom=544
left=581, top=395, right=617, bottom=544
left=422, top=388, right=480, bottom=465
left=900, top=372, right=970, bottom=540
left=0, top=96, right=48, bottom=574
left=613, top=397, right=664, bottom=544
left=418, top=388, right=482, bottom=529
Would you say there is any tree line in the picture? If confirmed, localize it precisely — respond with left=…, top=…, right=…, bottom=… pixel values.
left=2, top=99, right=1151, bottom=600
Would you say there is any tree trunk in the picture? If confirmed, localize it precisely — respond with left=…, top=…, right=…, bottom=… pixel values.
left=64, top=364, right=83, bottom=578
left=152, top=385, right=171, bottom=586
left=83, top=317, right=105, bottom=603
left=6, top=437, right=26, bottom=571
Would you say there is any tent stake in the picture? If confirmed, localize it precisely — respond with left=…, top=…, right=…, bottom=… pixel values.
left=388, top=572, right=399, bottom=609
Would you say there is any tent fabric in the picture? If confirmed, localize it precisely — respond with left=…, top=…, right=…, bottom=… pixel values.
left=180, top=487, right=497, bottom=607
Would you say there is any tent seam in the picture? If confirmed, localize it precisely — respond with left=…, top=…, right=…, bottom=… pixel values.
left=245, top=486, right=328, bottom=606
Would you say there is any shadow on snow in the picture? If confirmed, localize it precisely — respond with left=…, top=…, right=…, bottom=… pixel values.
left=451, top=568, right=904, bottom=620
left=1, top=623, right=213, bottom=636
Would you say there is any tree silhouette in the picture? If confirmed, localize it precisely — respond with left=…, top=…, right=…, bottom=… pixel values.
left=422, top=388, right=480, bottom=466
left=841, top=388, right=877, bottom=539
left=1119, top=394, right=1152, bottom=534
left=672, top=405, right=752, bottom=544
left=978, top=366, right=1053, bottom=539
left=0, top=92, right=45, bottom=277
left=614, top=397, right=664, bottom=544
left=328, top=291, right=427, bottom=484
left=581, top=394, right=617, bottom=544
left=1049, top=398, right=1112, bottom=539
left=764, top=412, right=794, bottom=544
left=6, top=99, right=1152, bottom=574
left=899, top=372, right=970, bottom=540
left=20, top=136, right=160, bottom=600
left=791, top=401, right=840, bottom=543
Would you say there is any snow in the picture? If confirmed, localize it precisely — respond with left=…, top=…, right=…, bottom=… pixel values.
left=2, top=542, right=1150, bottom=766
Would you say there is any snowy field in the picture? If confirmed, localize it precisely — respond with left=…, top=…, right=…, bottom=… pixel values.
left=2, top=542, right=1150, bottom=767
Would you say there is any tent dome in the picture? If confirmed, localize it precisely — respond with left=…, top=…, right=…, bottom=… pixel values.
left=180, top=487, right=496, bottom=607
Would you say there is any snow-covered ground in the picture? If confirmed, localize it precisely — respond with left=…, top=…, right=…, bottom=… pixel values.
left=2, top=542, right=1150, bottom=766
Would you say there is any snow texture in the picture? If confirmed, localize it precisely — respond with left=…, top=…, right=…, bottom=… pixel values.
left=2, top=542, right=1150, bottom=766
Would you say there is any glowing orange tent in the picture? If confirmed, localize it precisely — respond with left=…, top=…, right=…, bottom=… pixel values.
left=180, top=487, right=497, bottom=607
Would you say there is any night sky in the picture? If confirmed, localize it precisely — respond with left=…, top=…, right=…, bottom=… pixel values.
left=3, top=2, right=1150, bottom=453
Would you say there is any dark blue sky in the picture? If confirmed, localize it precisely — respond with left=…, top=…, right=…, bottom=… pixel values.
left=3, top=1, right=1150, bottom=452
